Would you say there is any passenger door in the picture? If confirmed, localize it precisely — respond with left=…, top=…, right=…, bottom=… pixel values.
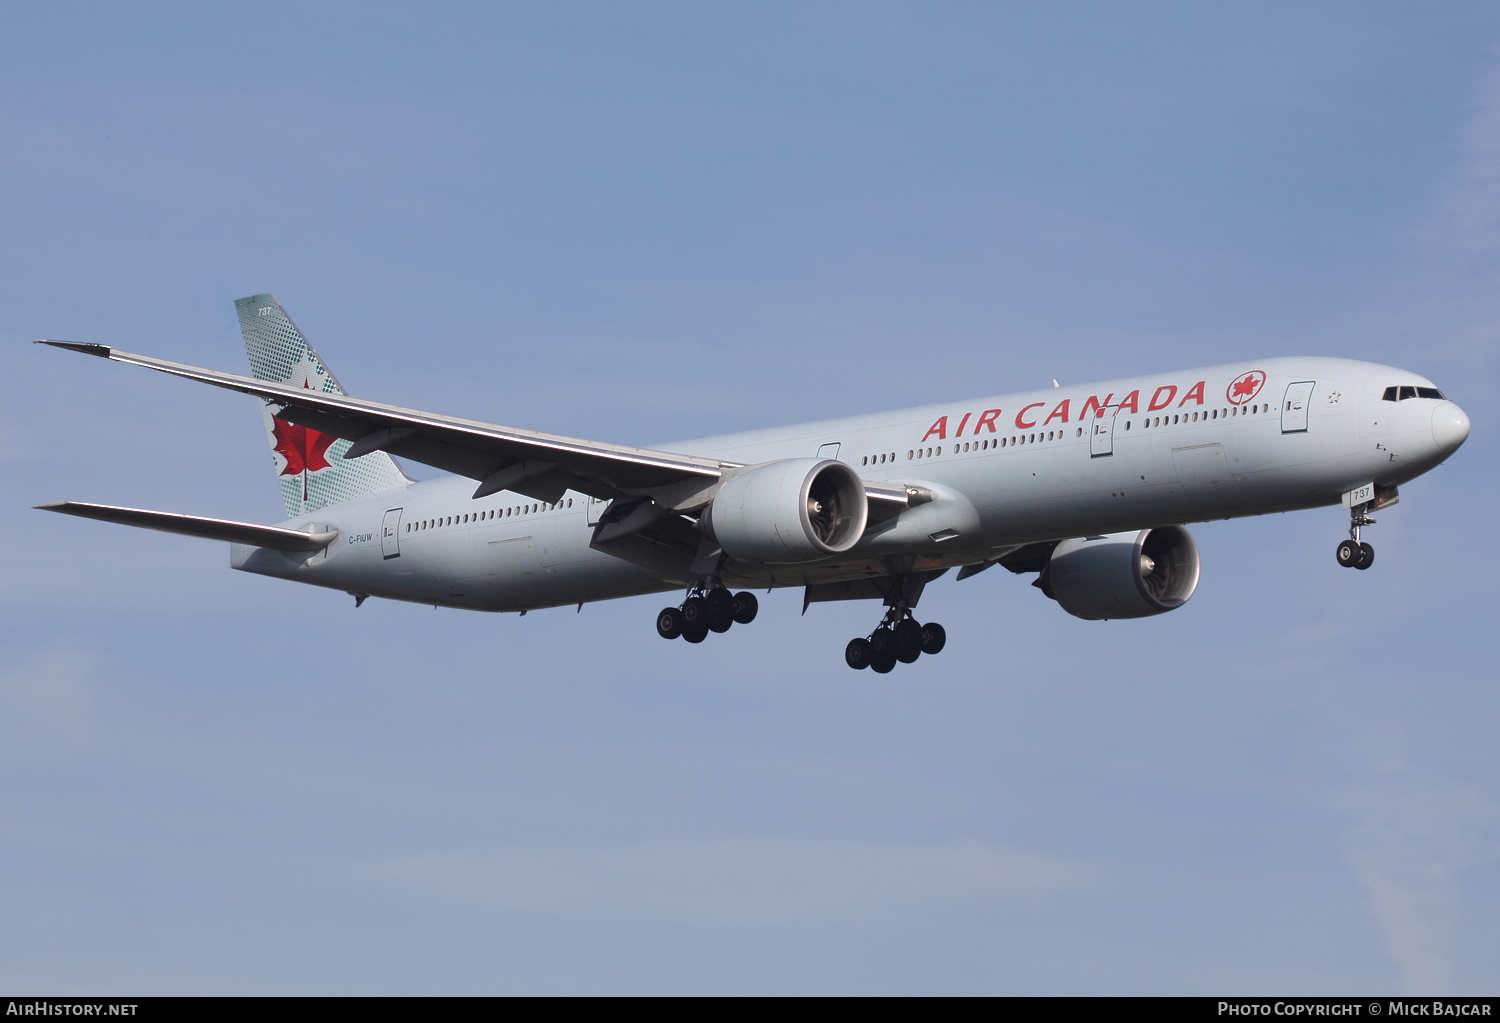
left=381, top=507, right=403, bottom=560
left=817, top=442, right=841, bottom=461
left=1281, top=381, right=1315, bottom=433
left=1089, top=405, right=1119, bottom=457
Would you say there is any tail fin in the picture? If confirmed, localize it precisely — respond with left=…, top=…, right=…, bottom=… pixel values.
left=235, top=294, right=409, bottom=519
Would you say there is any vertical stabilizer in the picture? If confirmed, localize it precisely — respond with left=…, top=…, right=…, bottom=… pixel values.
left=235, top=294, right=409, bottom=519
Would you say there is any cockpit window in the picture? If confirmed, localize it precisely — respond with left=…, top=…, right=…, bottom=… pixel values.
left=1384, top=385, right=1447, bottom=401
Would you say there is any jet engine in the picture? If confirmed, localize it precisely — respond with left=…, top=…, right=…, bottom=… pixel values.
left=704, top=458, right=868, bottom=564
left=1042, top=526, right=1200, bottom=620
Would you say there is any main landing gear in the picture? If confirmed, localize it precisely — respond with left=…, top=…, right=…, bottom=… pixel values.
left=656, top=585, right=759, bottom=643
left=844, top=608, right=946, bottom=673
left=1336, top=502, right=1376, bottom=571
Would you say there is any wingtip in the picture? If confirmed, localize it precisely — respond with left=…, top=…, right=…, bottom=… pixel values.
left=34, top=501, right=68, bottom=511
left=35, top=340, right=112, bottom=357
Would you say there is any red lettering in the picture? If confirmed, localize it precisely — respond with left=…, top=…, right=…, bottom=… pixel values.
left=1117, top=390, right=1140, bottom=413
left=1079, top=393, right=1115, bottom=419
left=922, top=416, right=948, bottom=441
left=1178, top=380, right=1205, bottom=406
left=1148, top=385, right=1177, bottom=411
left=1043, top=399, right=1070, bottom=425
left=1015, top=402, right=1045, bottom=429
left=973, top=408, right=1003, bottom=433
left=955, top=412, right=972, bottom=437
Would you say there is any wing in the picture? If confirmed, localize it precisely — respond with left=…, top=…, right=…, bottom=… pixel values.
left=38, top=501, right=338, bottom=552
left=37, top=341, right=729, bottom=509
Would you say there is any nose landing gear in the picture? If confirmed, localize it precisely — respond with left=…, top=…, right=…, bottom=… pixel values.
left=656, top=584, right=759, bottom=642
left=1336, top=503, right=1376, bottom=570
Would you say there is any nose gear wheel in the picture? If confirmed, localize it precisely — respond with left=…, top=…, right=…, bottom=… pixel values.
left=1337, top=501, right=1377, bottom=570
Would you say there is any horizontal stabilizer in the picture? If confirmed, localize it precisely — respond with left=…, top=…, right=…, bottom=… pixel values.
left=37, top=501, right=338, bottom=552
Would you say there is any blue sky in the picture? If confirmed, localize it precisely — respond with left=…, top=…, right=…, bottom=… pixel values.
left=2, top=2, right=1498, bottom=994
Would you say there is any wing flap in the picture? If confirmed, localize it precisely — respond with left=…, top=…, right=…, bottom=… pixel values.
left=37, top=501, right=338, bottom=552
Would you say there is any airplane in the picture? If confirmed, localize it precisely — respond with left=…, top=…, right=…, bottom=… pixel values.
left=35, top=294, right=1471, bottom=672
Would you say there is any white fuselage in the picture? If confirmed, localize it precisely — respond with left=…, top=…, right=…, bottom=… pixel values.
left=232, top=356, right=1468, bottom=611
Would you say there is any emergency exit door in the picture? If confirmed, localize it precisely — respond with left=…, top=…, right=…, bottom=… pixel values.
left=381, top=507, right=403, bottom=559
left=1089, top=406, right=1119, bottom=457
left=1281, top=381, right=1316, bottom=433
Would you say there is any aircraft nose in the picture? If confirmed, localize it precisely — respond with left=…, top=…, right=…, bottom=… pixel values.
left=1431, top=401, right=1471, bottom=454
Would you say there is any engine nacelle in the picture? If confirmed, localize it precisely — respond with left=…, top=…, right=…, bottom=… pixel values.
left=704, top=458, right=868, bottom=564
left=1044, top=526, right=1200, bottom=620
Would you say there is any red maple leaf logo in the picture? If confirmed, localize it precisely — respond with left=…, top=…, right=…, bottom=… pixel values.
left=269, top=377, right=337, bottom=503
left=272, top=416, right=336, bottom=477
left=1227, top=370, right=1265, bottom=404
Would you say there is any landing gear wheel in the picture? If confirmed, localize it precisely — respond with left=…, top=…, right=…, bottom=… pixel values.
left=870, top=654, right=897, bottom=674
left=704, top=587, right=735, bottom=626
left=869, top=627, right=896, bottom=660
left=919, top=622, right=947, bottom=655
left=1355, top=542, right=1375, bottom=570
left=682, top=596, right=708, bottom=627
left=1336, top=539, right=1360, bottom=568
left=682, top=624, right=709, bottom=644
left=732, top=591, right=759, bottom=625
left=708, top=618, right=733, bottom=633
left=893, top=619, right=923, bottom=662
left=656, top=607, right=684, bottom=640
left=845, top=638, right=873, bottom=670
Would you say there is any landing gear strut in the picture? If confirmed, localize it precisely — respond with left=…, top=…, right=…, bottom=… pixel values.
left=845, top=607, right=946, bottom=672
left=656, top=583, right=759, bottom=643
left=1336, top=502, right=1376, bottom=571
